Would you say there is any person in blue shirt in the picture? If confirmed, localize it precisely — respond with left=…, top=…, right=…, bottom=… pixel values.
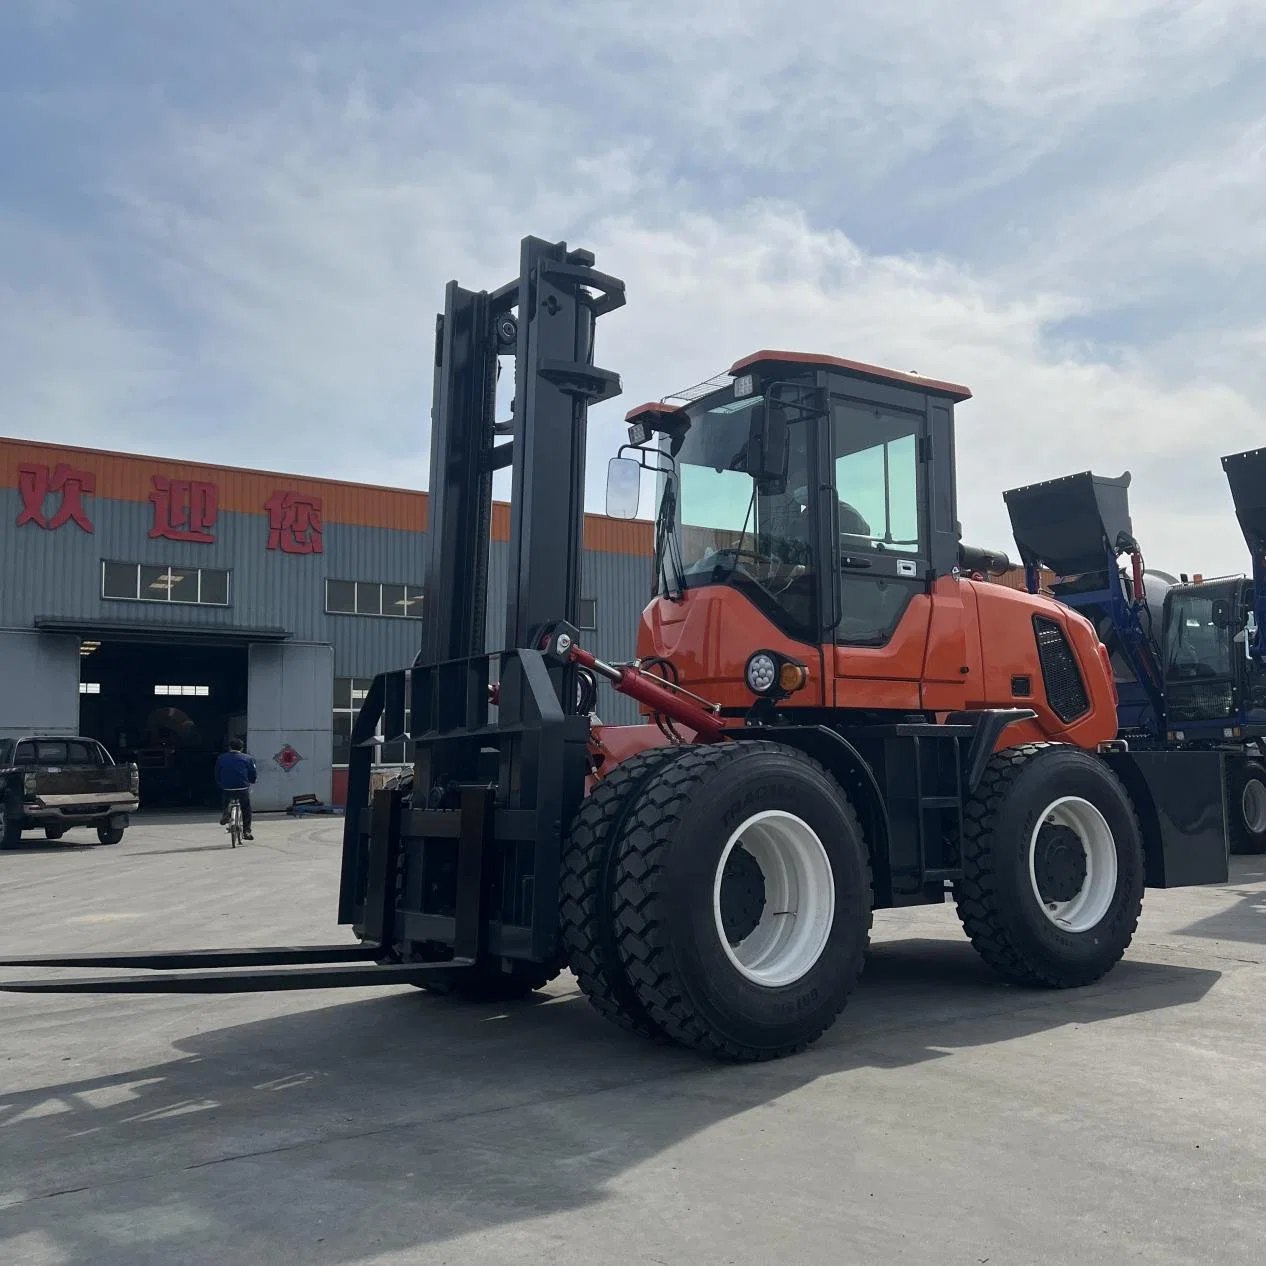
left=215, top=738, right=257, bottom=840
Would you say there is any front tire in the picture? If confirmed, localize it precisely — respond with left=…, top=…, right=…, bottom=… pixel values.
left=1229, top=757, right=1266, bottom=856
left=560, top=745, right=687, bottom=1040
left=2, top=816, right=23, bottom=849
left=956, top=743, right=1145, bottom=988
left=610, top=742, right=872, bottom=1062
left=97, top=825, right=125, bottom=846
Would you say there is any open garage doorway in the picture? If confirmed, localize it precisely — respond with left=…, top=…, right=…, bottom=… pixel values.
left=78, top=642, right=249, bottom=809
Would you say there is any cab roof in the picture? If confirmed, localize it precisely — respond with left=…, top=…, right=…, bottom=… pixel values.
left=730, top=350, right=972, bottom=402
left=624, top=351, right=973, bottom=422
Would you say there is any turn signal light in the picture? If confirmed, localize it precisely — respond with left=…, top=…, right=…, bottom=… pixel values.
left=778, top=663, right=809, bottom=694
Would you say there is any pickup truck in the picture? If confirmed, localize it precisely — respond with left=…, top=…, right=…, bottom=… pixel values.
left=1, top=736, right=140, bottom=848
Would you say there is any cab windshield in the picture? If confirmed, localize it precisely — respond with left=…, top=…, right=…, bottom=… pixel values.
left=1164, top=591, right=1234, bottom=681
left=656, top=391, right=816, bottom=638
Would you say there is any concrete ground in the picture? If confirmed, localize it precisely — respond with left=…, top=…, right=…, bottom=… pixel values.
left=0, top=813, right=1263, bottom=1266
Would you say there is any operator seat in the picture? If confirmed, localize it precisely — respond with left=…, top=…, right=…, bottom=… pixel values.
left=839, top=500, right=873, bottom=542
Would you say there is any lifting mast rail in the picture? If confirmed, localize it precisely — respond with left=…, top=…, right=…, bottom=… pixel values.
left=0, top=235, right=635, bottom=995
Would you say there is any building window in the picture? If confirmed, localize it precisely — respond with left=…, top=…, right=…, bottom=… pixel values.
left=154, top=685, right=211, bottom=697
left=326, top=579, right=424, bottom=618
left=102, top=561, right=231, bottom=606
left=79, top=682, right=101, bottom=695
left=333, top=676, right=413, bottom=767
left=578, top=597, right=597, bottom=630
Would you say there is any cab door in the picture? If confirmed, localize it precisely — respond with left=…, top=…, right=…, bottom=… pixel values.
left=828, top=396, right=933, bottom=710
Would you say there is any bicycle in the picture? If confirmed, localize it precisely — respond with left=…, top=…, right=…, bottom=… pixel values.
left=225, top=796, right=244, bottom=849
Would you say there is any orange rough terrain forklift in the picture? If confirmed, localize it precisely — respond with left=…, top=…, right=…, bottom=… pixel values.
left=0, top=237, right=1230, bottom=1062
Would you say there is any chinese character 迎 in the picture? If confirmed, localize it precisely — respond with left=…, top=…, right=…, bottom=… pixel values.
left=265, top=490, right=323, bottom=554
left=149, top=476, right=217, bottom=543
left=16, top=462, right=96, bottom=533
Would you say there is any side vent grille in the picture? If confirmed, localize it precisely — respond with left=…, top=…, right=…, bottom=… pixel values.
left=1033, top=616, right=1090, bottom=724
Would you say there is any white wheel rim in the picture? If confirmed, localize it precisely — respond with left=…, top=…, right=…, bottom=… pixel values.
left=1242, top=779, right=1266, bottom=835
left=712, top=810, right=835, bottom=987
left=1027, top=796, right=1118, bottom=933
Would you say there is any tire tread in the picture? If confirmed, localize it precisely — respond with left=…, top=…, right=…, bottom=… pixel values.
left=560, top=746, right=685, bottom=1037
left=611, top=741, right=873, bottom=1061
left=955, top=742, right=1142, bottom=988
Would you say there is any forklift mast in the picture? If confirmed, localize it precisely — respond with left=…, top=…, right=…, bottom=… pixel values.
left=337, top=236, right=627, bottom=964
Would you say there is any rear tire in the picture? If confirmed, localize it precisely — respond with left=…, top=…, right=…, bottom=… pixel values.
left=560, top=745, right=684, bottom=1039
left=96, top=826, right=125, bottom=846
left=44, top=826, right=67, bottom=841
left=610, top=742, right=873, bottom=1061
left=3, top=816, right=23, bottom=849
left=956, top=743, right=1144, bottom=988
left=1228, top=757, right=1266, bottom=855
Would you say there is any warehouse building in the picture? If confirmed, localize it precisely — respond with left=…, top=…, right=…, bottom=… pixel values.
left=0, top=437, right=651, bottom=811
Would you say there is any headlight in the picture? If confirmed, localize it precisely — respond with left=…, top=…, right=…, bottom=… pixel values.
left=745, top=650, right=810, bottom=699
left=745, top=652, right=778, bottom=695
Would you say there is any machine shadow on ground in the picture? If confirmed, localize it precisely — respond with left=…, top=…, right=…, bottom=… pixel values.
left=1177, top=856, right=1266, bottom=946
left=0, top=936, right=1222, bottom=1266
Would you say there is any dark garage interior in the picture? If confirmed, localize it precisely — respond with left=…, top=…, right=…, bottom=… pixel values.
left=78, top=640, right=249, bottom=809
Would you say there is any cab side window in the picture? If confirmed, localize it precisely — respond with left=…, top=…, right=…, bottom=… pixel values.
left=833, top=404, right=923, bottom=557
left=831, top=401, right=928, bottom=647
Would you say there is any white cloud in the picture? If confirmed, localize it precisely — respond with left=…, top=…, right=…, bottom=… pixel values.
left=0, top=215, right=175, bottom=447
left=3, top=1, right=1265, bottom=579
left=585, top=207, right=1261, bottom=576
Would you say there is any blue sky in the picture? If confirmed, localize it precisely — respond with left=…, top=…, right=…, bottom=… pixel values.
left=3, top=0, right=1266, bottom=572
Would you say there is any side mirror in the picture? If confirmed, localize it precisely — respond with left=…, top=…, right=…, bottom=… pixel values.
left=605, top=456, right=641, bottom=520
left=746, top=402, right=789, bottom=485
left=1211, top=598, right=1233, bottom=629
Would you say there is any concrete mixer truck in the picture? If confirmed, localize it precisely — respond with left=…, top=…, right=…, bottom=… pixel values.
left=1004, top=462, right=1266, bottom=855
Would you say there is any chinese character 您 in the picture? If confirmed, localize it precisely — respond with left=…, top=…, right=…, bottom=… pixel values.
left=265, top=490, right=323, bottom=554
left=16, top=462, right=96, bottom=533
left=148, top=476, right=217, bottom=543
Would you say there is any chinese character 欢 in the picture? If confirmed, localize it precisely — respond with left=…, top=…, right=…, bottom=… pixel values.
left=265, top=490, right=323, bottom=554
left=16, top=462, right=96, bottom=533
left=148, top=476, right=217, bottom=543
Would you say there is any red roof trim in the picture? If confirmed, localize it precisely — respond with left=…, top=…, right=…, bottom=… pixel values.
left=728, top=350, right=972, bottom=402
left=624, top=401, right=686, bottom=422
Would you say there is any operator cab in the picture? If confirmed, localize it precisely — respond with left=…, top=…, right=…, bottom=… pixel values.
left=1162, top=576, right=1266, bottom=736
left=612, top=351, right=972, bottom=649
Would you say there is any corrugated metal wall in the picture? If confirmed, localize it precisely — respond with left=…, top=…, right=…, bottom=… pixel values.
left=0, top=630, right=80, bottom=738
left=0, top=491, right=424, bottom=676
left=1, top=484, right=655, bottom=726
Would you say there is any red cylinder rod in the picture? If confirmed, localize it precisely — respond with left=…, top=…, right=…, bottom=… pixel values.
left=1130, top=550, right=1146, bottom=603
left=570, top=646, right=727, bottom=740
